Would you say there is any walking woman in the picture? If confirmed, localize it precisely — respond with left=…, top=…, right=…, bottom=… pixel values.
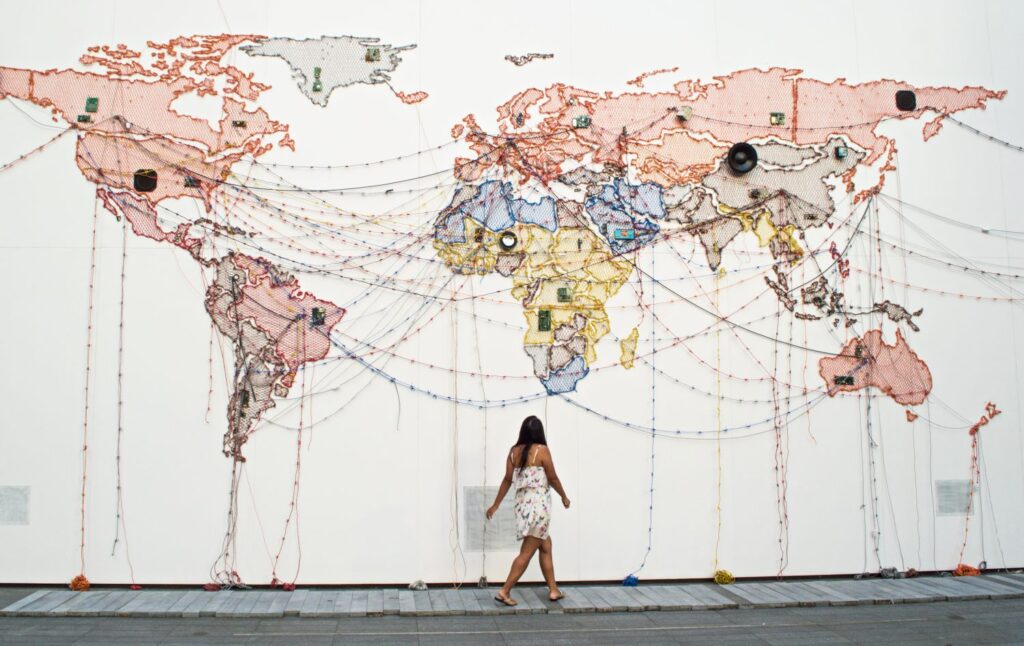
left=486, top=415, right=571, bottom=605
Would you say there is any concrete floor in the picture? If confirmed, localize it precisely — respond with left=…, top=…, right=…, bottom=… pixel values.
left=1, top=597, right=1023, bottom=644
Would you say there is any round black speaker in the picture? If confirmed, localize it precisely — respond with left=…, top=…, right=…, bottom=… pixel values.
left=133, top=169, right=158, bottom=192
left=499, top=230, right=518, bottom=250
left=727, top=143, right=757, bottom=175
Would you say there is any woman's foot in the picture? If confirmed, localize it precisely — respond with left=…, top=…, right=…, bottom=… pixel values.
left=494, top=591, right=518, bottom=606
left=548, top=588, right=565, bottom=602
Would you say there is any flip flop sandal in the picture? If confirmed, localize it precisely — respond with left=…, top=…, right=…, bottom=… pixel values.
left=494, top=594, right=518, bottom=606
left=549, top=592, right=565, bottom=602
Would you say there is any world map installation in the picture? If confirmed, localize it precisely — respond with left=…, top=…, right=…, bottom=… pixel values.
left=0, top=34, right=1004, bottom=466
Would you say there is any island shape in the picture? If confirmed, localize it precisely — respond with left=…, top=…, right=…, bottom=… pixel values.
left=242, top=35, right=418, bottom=107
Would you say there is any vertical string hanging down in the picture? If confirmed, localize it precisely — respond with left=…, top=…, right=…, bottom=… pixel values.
left=205, top=322, right=217, bottom=424
left=892, top=150, right=925, bottom=571
left=110, top=215, right=138, bottom=587
left=771, top=298, right=790, bottom=577
left=871, top=197, right=907, bottom=573
left=863, top=202, right=883, bottom=572
left=773, top=192, right=790, bottom=578
left=271, top=321, right=306, bottom=590
left=468, top=280, right=490, bottom=586
left=712, top=265, right=731, bottom=584
left=449, top=283, right=466, bottom=587
left=627, top=242, right=656, bottom=582
left=71, top=195, right=103, bottom=592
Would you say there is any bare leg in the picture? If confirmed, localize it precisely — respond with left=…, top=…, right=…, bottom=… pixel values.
left=499, top=537, right=542, bottom=599
left=537, top=537, right=561, bottom=599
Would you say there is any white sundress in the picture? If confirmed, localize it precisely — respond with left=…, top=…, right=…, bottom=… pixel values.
left=512, top=446, right=552, bottom=541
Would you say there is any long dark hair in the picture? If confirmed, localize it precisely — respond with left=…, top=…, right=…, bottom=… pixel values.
left=515, top=415, right=547, bottom=470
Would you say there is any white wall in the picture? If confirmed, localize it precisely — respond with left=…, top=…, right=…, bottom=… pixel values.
left=1, top=0, right=1023, bottom=584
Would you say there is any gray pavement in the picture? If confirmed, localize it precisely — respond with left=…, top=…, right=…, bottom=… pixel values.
left=1, top=598, right=1023, bottom=644
left=6, top=574, right=1024, bottom=618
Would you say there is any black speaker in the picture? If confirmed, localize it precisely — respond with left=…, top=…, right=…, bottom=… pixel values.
left=499, top=230, right=518, bottom=250
left=727, top=143, right=757, bottom=174
left=895, top=90, right=917, bottom=111
left=133, top=169, right=158, bottom=192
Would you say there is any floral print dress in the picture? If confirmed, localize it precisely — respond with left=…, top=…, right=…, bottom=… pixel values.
left=513, top=447, right=552, bottom=541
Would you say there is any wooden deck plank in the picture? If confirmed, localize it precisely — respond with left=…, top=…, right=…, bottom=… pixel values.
left=802, top=580, right=861, bottom=605
left=952, top=576, right=1024, bottom=598
left=730, top=583, right=793, bottom=608
left=310, top=590, right=341, bottom=617
left=196, top=590, right=233, bottom=617
left=573, top=585, right=610, bottom=610
left=553, top=586, right=587, bottom=613
left=52, top=591, right=107, bottom=616
left=652, top=585, right=701, bottom=610
left=113, top=591, right=151, bottom=617
left=226, top=590, right=259, bottom=617
left=763, top=582, right=828, bottom=607
left=521, top=587, right=559, bottom=614
left=442, top=588, right=466, bottom=615
left=989, top=574, right=1024, bottom=591
left=598, top=585, right=638, bottom=610
left=875, top=579, right=936, bottom=603
left=680, top=584, right=738, bottom=609
left=17, top=574, right=1023, bottom=618
left=213, top=591, right=249, bottom=618
left=346, top=590, right=366, bottom=617
left=510, top=587, right=543, bottom=613
left=283, top=589, right=307, bottom=617
left=411, top=590, right=432, bottom=616
left=864, top=579, right=914, bottom=603
left=891, top=579, right=944, bottom=603
left=638, top=585, right=686, bottom=610
left=628, top=586, right=663, bottom=610
left=297, top=590, right=323, bottom=617
left=459, top=587, right=483, bottom=615
left=111, top=591, right=148, bottom=617
left=92, top=590, right=136, bottom=616
left=266, top=591, right=290, bottom=617
left=429, top=589, right=453, bottom=616
left=398, top=590, right=416, bottom=616
left=22, top=590, right=76, bottom=615
left=914, top=577, right=987, bottom=600
left=62, top=591, right=109, bottom=616
left=587, top=586, right=620, bottom=612
left=823, top=580, right=884, bottom=603
left=382, top=589, right=400, bottom=616
left=166, top=590, right=203, bottom=616
left=472, top=588, right=501, bottom=616
left=365, top=589, right=384, bottom=616
left=74, top=591, right=118, bottom=615
left=241, top=591, right=277, bottom=617
left=1, top=590, right=48, bottom=615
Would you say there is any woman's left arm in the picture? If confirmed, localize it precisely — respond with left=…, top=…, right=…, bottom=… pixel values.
left=541, top=447, right=571, bottom=509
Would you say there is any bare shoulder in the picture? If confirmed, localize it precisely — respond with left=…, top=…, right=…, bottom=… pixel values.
left=538, top=444, right=553, bottom=459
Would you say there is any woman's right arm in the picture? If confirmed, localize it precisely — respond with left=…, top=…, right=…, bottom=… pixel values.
left=486, top=451, right=515, bottom=519
left=541, top=447, right=571, bottom=509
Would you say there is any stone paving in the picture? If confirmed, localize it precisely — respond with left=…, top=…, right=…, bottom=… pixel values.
left=2, top=597, right=1024, bottom=644
left=3, top=573, right=1024, bottom=618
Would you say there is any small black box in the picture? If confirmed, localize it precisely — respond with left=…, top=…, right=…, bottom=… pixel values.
left=895, top=90, right=917, bottom=111
left=133, top=169, right=158, bottom=192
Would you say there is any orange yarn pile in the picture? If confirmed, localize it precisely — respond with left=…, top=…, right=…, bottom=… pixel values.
left=69, top=574, right=91, bottom=591
left=953, top=563, right=981, bottom=577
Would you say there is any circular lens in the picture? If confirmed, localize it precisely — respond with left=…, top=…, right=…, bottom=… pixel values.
left=499, top=231, right=518, bottom=250
left=727, top=142, right=758, bottom=174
